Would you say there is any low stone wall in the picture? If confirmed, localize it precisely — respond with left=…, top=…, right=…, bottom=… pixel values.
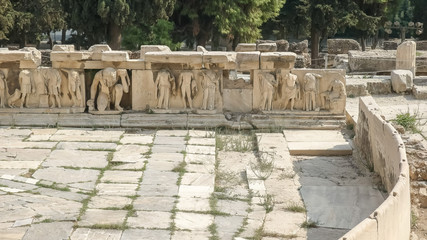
left=339, top=96, right=410, bottom=240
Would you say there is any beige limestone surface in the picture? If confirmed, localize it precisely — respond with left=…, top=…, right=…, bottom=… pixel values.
left=0, top=127, right=384, bottom=240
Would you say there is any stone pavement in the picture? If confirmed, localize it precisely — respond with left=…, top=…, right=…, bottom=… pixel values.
left=0, top=127, right=384, bottom=240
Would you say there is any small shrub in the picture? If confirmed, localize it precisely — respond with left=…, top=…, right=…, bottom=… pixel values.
left=301, top=220, right=318, bottom=228
left=250, top=152, right=275, bottom=180
left=260, top=194, right=275, bottom=213
left=392, top=108, right=426, bottom=133
left=285, top=202, right=306, bottom=213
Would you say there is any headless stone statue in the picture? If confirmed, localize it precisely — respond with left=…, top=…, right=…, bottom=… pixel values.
left=303, top=73, right=321, bottom=111
left=155, top=69, right=175, bottom=109
left=178, top=71, right=197, bottom=109
left=258, top=72, right=278, bottom=111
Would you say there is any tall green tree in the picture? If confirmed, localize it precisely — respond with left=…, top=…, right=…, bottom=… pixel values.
left=5, top=0, right=65, bottom=48
left=64, top=0, right=175, bottom=49
left=0, top=0, right=14, bottom=41
left=97, top=0, right=131, bottom=49
left=173, top=0, right=285, bottom=49
left=307, top=0, right=359, bottom=63
left=262, top=0, right=310, bottom=40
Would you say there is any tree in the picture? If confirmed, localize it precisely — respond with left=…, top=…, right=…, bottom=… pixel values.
left=352, top=0, right=385, bottom=51
left=64, top=0, right=176, bottom=49
left=0, top=0, right=14, bottom=42
left=262, top=0, right=310, bottom=40
left=207, top=0, right=286, bottom=46
left=97, top=0, right=131, bottom=50
left=35, top=0, right=66, bottom=49
left=413, top=0, right=427, bottom=40
left=4, top=0, right=66, bottom=48
left=309, top=0, right=357, bottom=63
left=172, top=0, right=285, bottom=49
left=122, top=19, right=180, bottom=50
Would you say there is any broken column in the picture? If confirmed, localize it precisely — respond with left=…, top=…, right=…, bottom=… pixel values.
left=396, top=41, right=416, bottom=76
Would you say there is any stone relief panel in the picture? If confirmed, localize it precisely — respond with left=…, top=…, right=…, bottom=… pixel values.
left=253, top=69, right=346, bottom=114
left=132, top=68, right=223, bottom=113
left=0, top=67, right=85, bottom=112
left=87, top=67, right=130, bottom=114
left=289, top=69, right=346, bottom=114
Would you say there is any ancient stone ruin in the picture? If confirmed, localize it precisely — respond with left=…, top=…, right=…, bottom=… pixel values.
left=0, top=44, right=346, bottom=121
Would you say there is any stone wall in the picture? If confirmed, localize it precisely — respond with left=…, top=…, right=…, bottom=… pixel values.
left=339, top=96, right=410, bottom=240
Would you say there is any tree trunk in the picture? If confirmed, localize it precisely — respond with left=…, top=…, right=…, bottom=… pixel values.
left=310, top=27, right=320, bottom=67
left=108, top=23, right=122, bottom=50
left=196, top=30, right=209, bottom=47
left=62, top=29, right=67, bottom=44
left=372, top=31, right=379, bottom=49
left=212, top=28, right=220, bottom=51
left=48, top=31, right=53, bottom=49
left=19, top=31, right=26, bottom=48
left=361, top=34, right=366, bottom=51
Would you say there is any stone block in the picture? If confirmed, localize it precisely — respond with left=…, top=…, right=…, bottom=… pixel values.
left=52, top=44, right=75, bottom=52
left=140, top=45, right=171, bottom=58
left=50, top=52, right=92, bottom=61
left=348, top=50, right=396, bottom=73
left=202, top=51, right=236, bottom=65
left=345, top=78, right=368, bottom=97
left=416, top=40, right=427, bottom=50
left=145, top=51, right=203, bottom=65
left=391, top=70, right=413, bottom=93
left=396, top=41, right=416, bottom=75
left=276, top=39, right=290, bottom=51
left=235, top=43, right=257, bottom=52
left=88, top=44, right=112, bottom=52
left=289, top=40, right=308, bottom=54
left=236, top=52, right=260, bottom=71
left=260, top=52, right=296, bottom=69
left=0, top=49, right=39, bottom=64
left=366, top=78, right=392, bottom=94
left=101, top=51, right=129, bottom=61
left=327, top=39, right=361, bottom=54
left=257, top=43, right=277, bottom=52
left=413, top=85, right=427, bottom=99
left=88, top=44, right=112, bottom=60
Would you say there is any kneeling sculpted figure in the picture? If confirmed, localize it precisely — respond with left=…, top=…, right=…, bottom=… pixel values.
left=87, top=68, right=130, bottom=112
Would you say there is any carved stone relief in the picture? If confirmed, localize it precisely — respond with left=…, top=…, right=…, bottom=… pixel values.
left=87, top=67, right=130, bottom=113
left=134, top=68, right=223, bottom=113
left=0, top=67, right=85, bottom=112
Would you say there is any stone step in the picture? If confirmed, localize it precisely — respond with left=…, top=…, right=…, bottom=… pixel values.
left=287, top=141, right=352, bottom=156
left=284, top=130, right=352, bottom=155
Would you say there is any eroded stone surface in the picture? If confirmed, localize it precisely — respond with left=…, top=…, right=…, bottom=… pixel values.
left=79, top=209, right=127, bottom=226
left=127, top=211, right=171, bottom=228
left=70, top=228, right=122, bottom=240
left=175, top=212, right=213, bottom=231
